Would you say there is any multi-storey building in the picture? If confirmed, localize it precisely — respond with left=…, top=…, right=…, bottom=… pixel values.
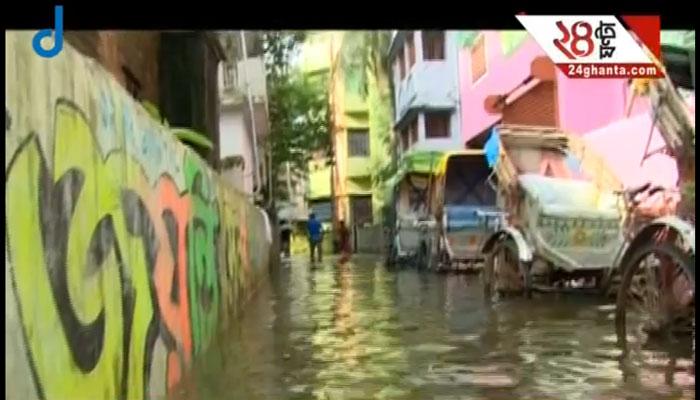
left=457, top=31, right=657, bottom=145
left=302, top=32, right=377, bottom=229
left=300, top=32, right=336, bottom=226
left=456, top=30, right=694, bottom=186
left=388, top=31, right=463, bottom=155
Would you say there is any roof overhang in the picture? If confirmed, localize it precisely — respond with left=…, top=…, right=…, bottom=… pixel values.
left=484, top=56, right=556, bottom=114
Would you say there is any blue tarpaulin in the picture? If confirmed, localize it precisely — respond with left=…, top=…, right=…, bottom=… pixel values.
left=484, top=127, right=500, bottom=168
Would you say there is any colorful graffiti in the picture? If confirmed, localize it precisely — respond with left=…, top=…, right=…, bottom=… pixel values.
left=5, top=32, right=270, bottom=400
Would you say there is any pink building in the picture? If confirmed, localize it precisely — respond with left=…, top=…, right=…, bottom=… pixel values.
left=458, top=31, right=645, bottom=145
left=457, top=31, right=694, bottom=189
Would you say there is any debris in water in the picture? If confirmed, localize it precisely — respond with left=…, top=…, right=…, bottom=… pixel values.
left=412, top=343, right=458, bottom=354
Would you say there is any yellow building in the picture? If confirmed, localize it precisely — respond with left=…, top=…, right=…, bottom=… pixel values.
left=301, top=31, right=392, bottom=238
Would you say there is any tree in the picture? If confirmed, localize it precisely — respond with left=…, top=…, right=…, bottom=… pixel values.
left=263, top=31, right=330, bottom=205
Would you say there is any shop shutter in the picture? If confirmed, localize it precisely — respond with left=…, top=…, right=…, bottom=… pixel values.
left=502, top=81, right=558, bottom=127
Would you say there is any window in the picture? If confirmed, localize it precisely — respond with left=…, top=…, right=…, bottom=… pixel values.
left=425, top=112, right=451, bottom=138
left=397, top=49, right=406, bottom=79
left=409, top=118, right=418, bottom=145
left=348, top=129, right=370, bottom=157
left=471, top=34, right=487, bottom=82
left=422, top=31, right=445, bottom=60
left=406, top=33, right=416, bottom=70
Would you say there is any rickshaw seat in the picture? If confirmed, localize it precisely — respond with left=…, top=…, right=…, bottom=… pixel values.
left=518, top=174, right=621, bottom=221
left=445, top=205, right=499, bottom=230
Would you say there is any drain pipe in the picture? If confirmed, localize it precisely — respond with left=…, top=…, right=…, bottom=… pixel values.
left=239, top=30, right=262, bottom=201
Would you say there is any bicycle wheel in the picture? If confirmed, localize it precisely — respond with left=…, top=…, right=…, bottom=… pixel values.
left=615, top=240, right=695, bottom=355
left=483, top=238, right=530, bottom=302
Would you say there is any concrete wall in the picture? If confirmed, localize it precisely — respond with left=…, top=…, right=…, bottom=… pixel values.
left=555, top=72, right=634, bottom=135
left=236, top=56, right=268, bottom=102
left=217, top=55, right=268, bottom=102
left=219, top=107, right=254, bottom=194
left=65, top=31, right=161, bottom=107
left=5, top=31, right=271, bottom=400
left=354, top=225, right=384, bottom=254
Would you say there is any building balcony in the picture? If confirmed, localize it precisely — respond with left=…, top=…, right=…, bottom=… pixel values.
left=395, top=61, right=459, bottom=124
left=347, top=156, right=371, bottom=178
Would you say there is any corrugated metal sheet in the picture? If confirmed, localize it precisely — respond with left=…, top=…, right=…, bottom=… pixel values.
left=502, top=81, right=557, bottom=127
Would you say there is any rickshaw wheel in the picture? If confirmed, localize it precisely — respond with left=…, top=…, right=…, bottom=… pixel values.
left=417, top=241, right=429, bottom=271
left=615, top=240, right=695, bottom=361
left=598, top=267, right=621, bottom=298
left=484, top=238, right=530, bottom=301
left=417, top=238, right=439, bottom=271
left=437, top=238, right=451, bottom=272
left=439, top=250, right=451, bottom=272
left=386, top=242, right=398, bottom=269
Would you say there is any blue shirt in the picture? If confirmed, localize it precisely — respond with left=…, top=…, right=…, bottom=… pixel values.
left=307, top=219, right=323, bottom=243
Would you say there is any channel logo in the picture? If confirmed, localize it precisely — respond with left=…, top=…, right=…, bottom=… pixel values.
left=32, top=5, right=64, bottom=58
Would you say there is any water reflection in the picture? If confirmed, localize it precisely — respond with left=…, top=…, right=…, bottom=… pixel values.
left=168, top=256, right=694, bottom=400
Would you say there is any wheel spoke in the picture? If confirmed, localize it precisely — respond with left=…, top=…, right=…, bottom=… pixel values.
left=618, top=242, right=694, bottom=352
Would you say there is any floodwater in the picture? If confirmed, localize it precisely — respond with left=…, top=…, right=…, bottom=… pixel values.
left=168, top=255, right=695, bottom=400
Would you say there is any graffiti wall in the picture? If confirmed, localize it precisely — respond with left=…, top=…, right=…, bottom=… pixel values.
left=5, top=32, right=271, bottom=400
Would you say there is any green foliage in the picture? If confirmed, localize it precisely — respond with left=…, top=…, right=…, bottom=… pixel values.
left=267, top=72, right=329, bottom=168
left=339, top=31, right=393, bottom=98
left=263, top=31, right=330, bottom=202
left=171, top=128, right=214, bottom=150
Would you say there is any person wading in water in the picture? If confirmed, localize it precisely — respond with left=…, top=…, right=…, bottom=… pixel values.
left=279, top=219, right=292, bottom=258
left=307, top=213, right=323, bottom=265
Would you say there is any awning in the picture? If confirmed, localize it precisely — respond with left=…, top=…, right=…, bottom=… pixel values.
left=171, top=128, right=214, bottom=150
left=484, top=56, right=556, bottom=114
left=385, top=149, right=487, bottom=190
left=433, top=150, right=486, bottom=176
left=398, top=150, right=446, bottom=175
left=384, top=150, right=445, bottom=192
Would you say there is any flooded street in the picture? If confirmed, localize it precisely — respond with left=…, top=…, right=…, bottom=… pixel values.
left=169, top=255, right=694, bottom=400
